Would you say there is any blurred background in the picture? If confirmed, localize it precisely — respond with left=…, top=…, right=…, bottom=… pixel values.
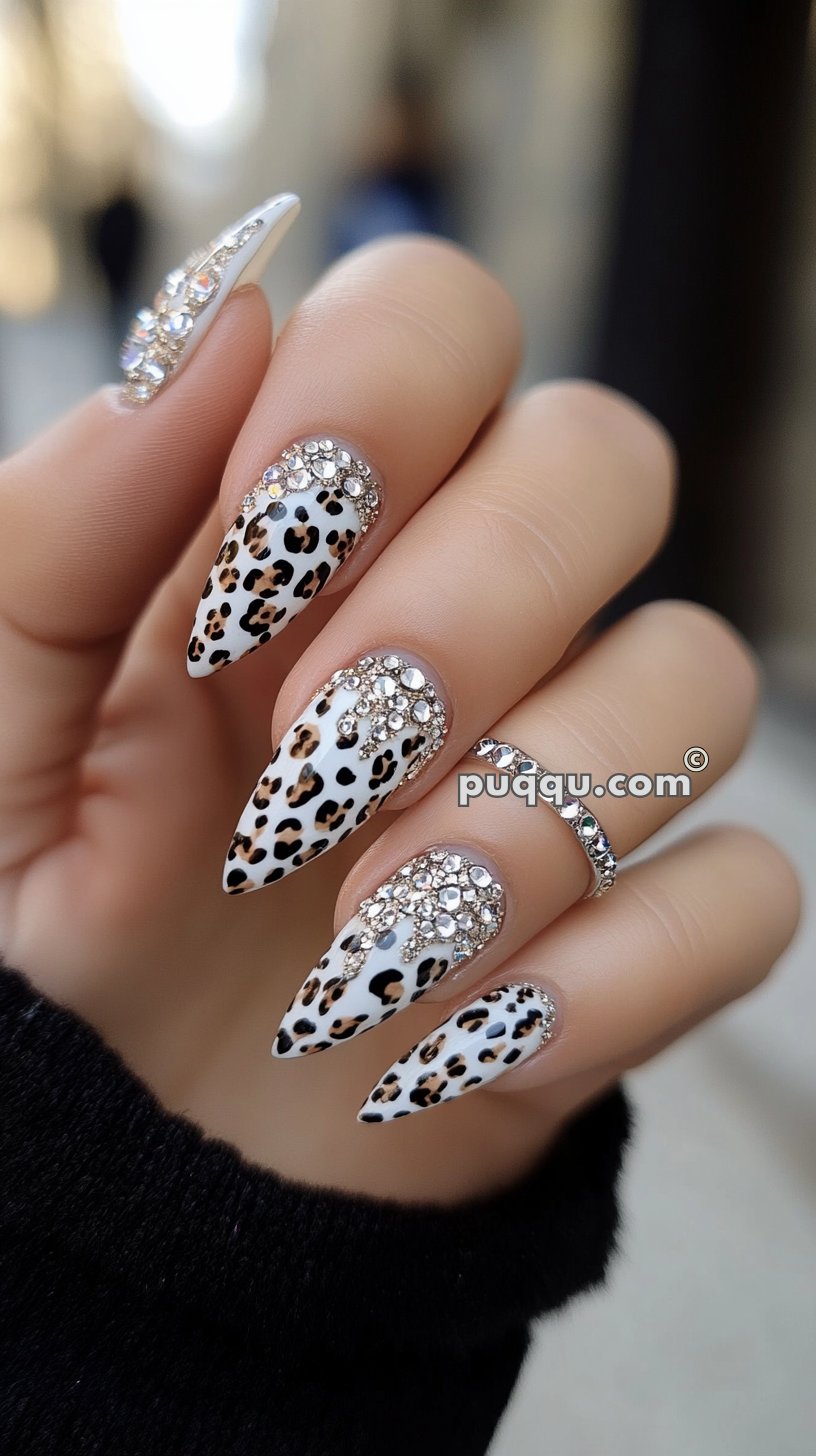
left=0, top=0, right=813, bottom=1451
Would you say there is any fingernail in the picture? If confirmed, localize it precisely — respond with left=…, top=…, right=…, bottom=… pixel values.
left=224, top=654, right=448, bottom=894
left=272, top=850, right=504, bottom=1057
left=358, top=983, right=556, bottom=1122
left=187, top=439, right=381, bottom=676
left=119, top=192, right=300, bottom=404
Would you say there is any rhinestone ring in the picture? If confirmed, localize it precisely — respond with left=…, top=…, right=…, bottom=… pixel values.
left=471, top=738, right=617, bottom=897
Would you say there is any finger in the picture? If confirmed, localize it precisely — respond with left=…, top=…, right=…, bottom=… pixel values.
left=271, top=600, right=756, bottom=1056
left=0, top=197, right=298, bottom=868
left=358, top=827, right=800, bottom=1120
left=186, top=235, right=522, bottom=675
left=224, top=382, right=674, bottom=893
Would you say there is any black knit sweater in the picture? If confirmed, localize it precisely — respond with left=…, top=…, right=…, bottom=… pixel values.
left=0, top=968, right=630, bottom=1455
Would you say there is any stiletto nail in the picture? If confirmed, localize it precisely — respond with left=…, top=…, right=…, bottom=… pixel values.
left=224, top=653, right=448, bottom=894
left=119, top=192, right=300, bottom=404
left=273, top=850, right=504, bottom=1057
left=358, top=983, right=556, bottom=1122
left=187, top=438, right=381, bottom=676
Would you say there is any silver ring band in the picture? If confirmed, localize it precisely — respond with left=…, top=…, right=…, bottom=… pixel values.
left=471, top=738, right=617, bottom=897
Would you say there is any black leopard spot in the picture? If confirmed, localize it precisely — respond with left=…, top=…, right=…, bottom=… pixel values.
left=289, top=725, right=320, bottom=758
left=187, top=636, right=205, bottom=662
left=368, top=751, right=398, bottom=789
left=217, top=565, right=240, bottom=593
left=513, top=1010, right=544, bottom=1038
left=368, top=969, right=405, bottom=1005
left=409, top=1073, right=447, bottom=1107
left=243, top=516, right=271, bottom=559
left=317, top=978, right=347, bottom=1017
left=336, top=766, right=356, bottom=786
left=286, top=769, right=324, bottom=808
left=328, top=1015, right=368, bottom=1040
left=326, top=528, right=355, bottom=563
left=298, top=976, right=321, bottom=1007
left=283, top=523, right=319, bottom=555
left=293, top=561, right=332, bottom=600
left=244, top=560, right=294, bottom=596
left=203, top=603, right=231, bottom=640
left=273, top=820, right=304, bottom=860
left=445, top=1055, right=468, bottom=1077
left=457, top=1007, right=490, bottom=1033
left=314, top=797, right=354, bottom=832
left=239, top=598, right=286, bottom=635
left=401, top=733, right=424, bottom=759
left=216, top=537, right=239, bottom=567
left=252, top=775, right=282, bottom=809
left=418, top=1034, right=446, bottom=1065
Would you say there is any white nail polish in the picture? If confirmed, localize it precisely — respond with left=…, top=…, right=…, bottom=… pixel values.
left=187, top=439, right=381, bottom=676
left=358, top=984, right=556, bottom=1123
left=224, top=654, right=448, bottom=893
left=119, top=192, right=300, bottom=404
left=273, top=850, right=505, bottom=1057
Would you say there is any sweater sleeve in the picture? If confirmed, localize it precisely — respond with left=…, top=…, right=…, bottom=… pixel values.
left=0, top=967, right=631, bottom=1456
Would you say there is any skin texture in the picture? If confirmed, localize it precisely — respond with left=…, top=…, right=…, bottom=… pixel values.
left=0, top=236, right=801, bottom=1204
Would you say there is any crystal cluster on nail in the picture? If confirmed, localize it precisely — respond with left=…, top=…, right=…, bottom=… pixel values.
left=120, top=217, right=264, bottom=403
left=272, top=850, right=504, bottom=1058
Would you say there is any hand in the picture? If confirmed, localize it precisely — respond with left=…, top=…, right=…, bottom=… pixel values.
left=0, top=212, right=799, bottom=1204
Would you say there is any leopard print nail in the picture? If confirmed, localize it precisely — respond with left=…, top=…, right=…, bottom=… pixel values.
left=273, top=850, right=505, bottom=1057
left=224, top=654, right=448, bottom=893
left=187, top=439, right=381, bottom=677
left=358, top=984, right=556, bottom=1122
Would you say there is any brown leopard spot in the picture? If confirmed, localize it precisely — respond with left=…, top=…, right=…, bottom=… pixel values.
left=444, top=1054, right=467, bottom=1078
left=418, top=1034, right=446, bottom=1065
left=368, top=969, right=405, bottom=1005
left=283, top=522, right=319, bottom=555
left=315, top=798, right=353, bottom=832
left=244, top=560, right=295, bottom=596
left=409, top=1072, right=447, bottom=1107
left=513, top=1010, right=544, bottom=1038
left=297, top=976, right=321, bottom=1007
left=372, top=1073, right=402, bottom=1104
left=228, top=819, right=268, bottom=865
left=187, top=636, right=205, bottom=663
left=328, top=1014, right=368, bottom=1040
left=293, top=561, right=332, bottom=600
left=244, top=516, right=271, bottom=559
left=317, top=978, right=348, bottom=1016
left=286, top=770, right=324, bottom=808
left=273, top=821, right=304, bottom=861
left=203, top=604, right=231, bottom=640
left=457, top=1007, right=490, bottom=1034
left=289, top=724, right=320, bottom=759
left=239, top=598, right=286, bottom=636
left=326, top=528, right=355, bottom=563
left=216, top=537, right=240, bottom=567
left=368, top=751, right=397, bottom=789
left=217, top=565, right=240, bottom=593
left=252, top=775, right=282, bottom=809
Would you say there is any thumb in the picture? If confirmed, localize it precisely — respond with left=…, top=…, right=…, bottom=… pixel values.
left=0, top=195, right=299, bottom=869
